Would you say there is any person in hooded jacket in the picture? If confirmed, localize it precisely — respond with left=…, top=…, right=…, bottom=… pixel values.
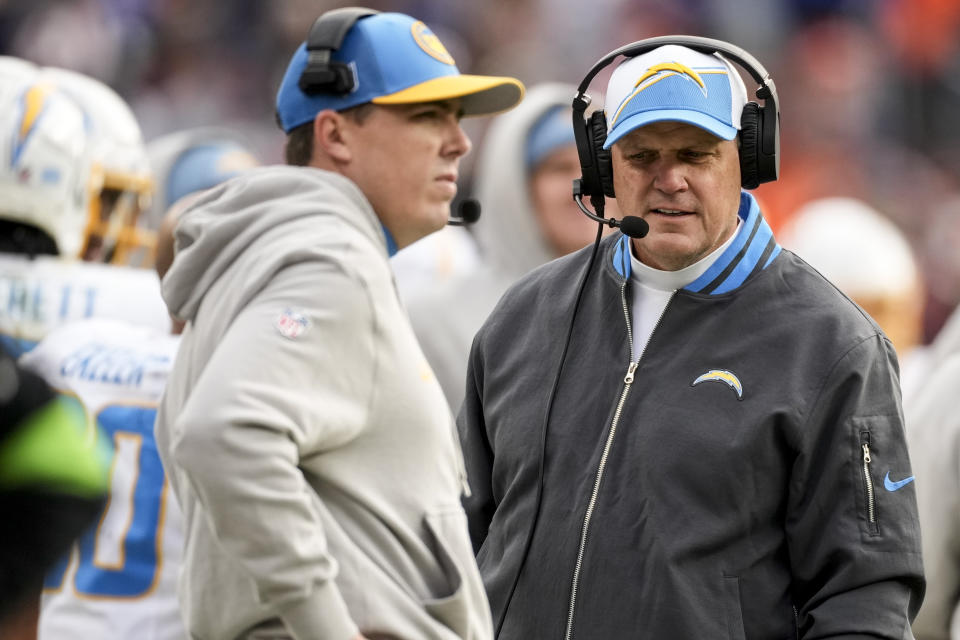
left=908, top=301, right=960, bottom=640
left=406, top=82, right=613, bottom=412
left=153, top=9, right=524, bottom=640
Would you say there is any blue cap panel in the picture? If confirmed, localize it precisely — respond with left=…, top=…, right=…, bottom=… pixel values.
left=276, top=13, right=460, bottom=132
left=605, top=71, right=735, bottom=148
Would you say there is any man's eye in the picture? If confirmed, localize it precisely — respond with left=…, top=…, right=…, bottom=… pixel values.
left=682, top=150, right=711, bottom=161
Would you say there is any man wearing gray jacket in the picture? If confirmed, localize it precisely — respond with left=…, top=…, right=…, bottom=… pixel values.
left=460, top=38, right=923, bottom=639
left=154, top=8, right=523, bottom=640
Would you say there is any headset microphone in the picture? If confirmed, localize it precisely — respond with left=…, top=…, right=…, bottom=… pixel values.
left=572, top=181, right=649, bottom=238
left=447, top=198, right=481, bottom=226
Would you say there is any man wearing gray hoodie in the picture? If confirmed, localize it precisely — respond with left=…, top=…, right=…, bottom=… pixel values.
left=153, top=8, right=523, bottom=640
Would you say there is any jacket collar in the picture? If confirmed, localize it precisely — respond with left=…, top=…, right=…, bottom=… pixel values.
left=611, top=191, right=780, bottom=295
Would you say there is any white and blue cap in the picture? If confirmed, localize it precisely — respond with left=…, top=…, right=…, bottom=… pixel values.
left=525, top=105, right=576, bottom=170
left=276, top=12, right=524, bottom=133
left=143, top=128, right=259, bottom=231
left=165, top=143, right=257, bottom=207
left=603, top=44, right=748, bottom=149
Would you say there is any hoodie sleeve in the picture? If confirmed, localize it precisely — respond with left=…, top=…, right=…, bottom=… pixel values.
left=169, top=259, right=373, bottom=640
left=786, top=333, right=925, bottom=638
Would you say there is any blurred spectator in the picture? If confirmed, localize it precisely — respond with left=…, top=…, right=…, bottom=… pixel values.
left=917, top=196, right=960, bottom=344
left=405, top=83, right=613, bottom=411
left=143, top=126, right=260, bottom=231
left=779, top=197, right=924, bottom=360
left=905, top=298, right=960, bottom=640
left=754, top=16, right=957, bottom=239
left=391, top=222, right=482, bottom=306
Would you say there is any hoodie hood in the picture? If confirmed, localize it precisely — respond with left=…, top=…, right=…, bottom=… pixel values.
left=162, top=165, right=383, bottom=322
left=472, top=83, right=578, bottom=277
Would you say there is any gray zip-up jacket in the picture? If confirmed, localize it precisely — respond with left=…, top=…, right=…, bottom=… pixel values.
left=155, top=166, right=491, bottom=640
left=460, top=193, right=925, bottom=639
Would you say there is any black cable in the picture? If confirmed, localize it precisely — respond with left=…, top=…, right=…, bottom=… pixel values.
left=495, top=217, right=606, bottom=636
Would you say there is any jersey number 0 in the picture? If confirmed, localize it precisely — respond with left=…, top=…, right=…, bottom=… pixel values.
left=44, top=405, right=168, bottom=598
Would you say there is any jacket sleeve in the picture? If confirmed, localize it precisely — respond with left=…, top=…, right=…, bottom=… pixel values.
left=169, top=260, right=371, bottom=640
left=458, top=329, right=496, bottom=554
left=786, top=333, right=925, bottom=638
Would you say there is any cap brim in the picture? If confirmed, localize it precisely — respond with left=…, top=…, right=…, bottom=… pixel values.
left=603, top=109, right=738, bottom=149
left=372, top=74, right=525, bottom=117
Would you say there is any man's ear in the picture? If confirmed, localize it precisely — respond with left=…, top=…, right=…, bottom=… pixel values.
left=312, top=110, right=352, bottom=164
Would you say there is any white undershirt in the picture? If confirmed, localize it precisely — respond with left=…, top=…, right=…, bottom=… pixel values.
left=628, top=219, right=741, bottom=361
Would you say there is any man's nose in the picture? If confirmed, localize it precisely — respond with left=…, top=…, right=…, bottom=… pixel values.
left=652, top=160, right=688, bottom=193
left=445, top=122, right=472, bottom=158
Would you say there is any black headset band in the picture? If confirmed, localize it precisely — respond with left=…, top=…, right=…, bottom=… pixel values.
left=299, top=7, right=380, bottom=95
left=304, top=7, right=380, bottom=56
left=574, top=35, right=777, bottom=117
left=572, top=34, right=779, bottom=196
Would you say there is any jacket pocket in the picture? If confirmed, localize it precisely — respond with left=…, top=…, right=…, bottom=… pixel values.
left=857, top=429, right=881, bottom=535
left=422, top=509, right=474, bottom=634
left=722, top=575, right=747, bottom=640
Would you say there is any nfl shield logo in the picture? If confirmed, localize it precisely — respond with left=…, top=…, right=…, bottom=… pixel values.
left=275, top=308, right=310, bottom=339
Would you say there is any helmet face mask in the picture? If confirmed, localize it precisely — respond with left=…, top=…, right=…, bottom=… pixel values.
left=83, top=179, right=154, bottom=264
left=40, top=67, right=156, bottom=267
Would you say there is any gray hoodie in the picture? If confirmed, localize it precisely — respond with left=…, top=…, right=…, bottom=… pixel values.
left=404, top=84, right=576, bottom=412
left=907, top=303, right=960, bottom=640
left=155, top=165, right=491, bottom=640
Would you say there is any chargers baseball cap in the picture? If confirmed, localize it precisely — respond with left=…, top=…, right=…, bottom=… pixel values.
left=603, top=44, right=747, bottom=149
left=276, top=12, right=525, bottom=133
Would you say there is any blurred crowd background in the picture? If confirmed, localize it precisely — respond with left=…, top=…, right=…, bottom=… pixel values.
left=3, top=0, right=960, bottom=342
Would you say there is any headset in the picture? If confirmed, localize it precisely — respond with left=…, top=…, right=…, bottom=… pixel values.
left=298, top=7, right=380, bottom=95
left=572, top=35, right=780, bottom=228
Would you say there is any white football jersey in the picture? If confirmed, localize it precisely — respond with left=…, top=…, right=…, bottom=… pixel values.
left=19, top=318, right=185, bottom=640
left=0, top=254, right=170, bottom=357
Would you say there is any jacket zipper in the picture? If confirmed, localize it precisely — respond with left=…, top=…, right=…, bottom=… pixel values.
left=564, top=281, right=673, bottom=640
left=861, top=432, right=878, bottom=532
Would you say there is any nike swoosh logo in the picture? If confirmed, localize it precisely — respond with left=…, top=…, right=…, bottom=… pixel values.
left=883, top=471, right=915, bottom=492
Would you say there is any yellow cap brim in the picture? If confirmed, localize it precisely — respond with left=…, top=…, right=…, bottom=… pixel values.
left=372, top=74, right=525, bottom=117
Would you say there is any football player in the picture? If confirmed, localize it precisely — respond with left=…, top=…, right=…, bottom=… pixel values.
left=0, top=62, right=168, bottom=357
left=20, top=129, right=259, bottom=640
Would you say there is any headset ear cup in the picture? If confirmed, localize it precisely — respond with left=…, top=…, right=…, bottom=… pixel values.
left=588, top=111, right=616, bottom=198
left=739, top=102, right=761, bottom=190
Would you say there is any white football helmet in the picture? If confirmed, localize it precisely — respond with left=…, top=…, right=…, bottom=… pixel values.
left=40, top=67, right=155, bottom=266
left=0, top=55, right=37, bottom=83
left=0, top=76, right=96, bottom=259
